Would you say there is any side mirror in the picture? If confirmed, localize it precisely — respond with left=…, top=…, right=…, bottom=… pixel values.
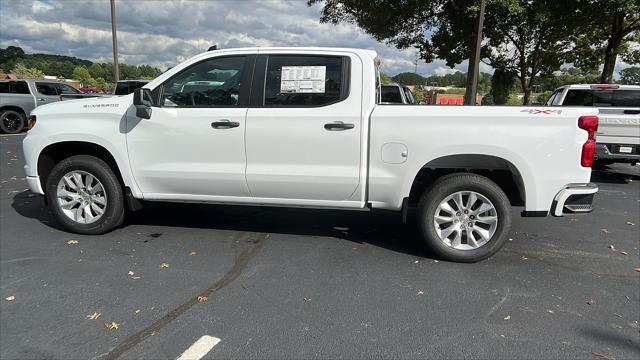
left=133, top=88, right=153, bottom=119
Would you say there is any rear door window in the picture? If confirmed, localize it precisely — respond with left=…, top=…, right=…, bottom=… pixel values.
left=0, top=81, right=30, bottom=94
left=263, top=55, right=348, bottom=107
left=562, top=89, right=640, bottom=107
left=35, top=82, right=59, bottom=96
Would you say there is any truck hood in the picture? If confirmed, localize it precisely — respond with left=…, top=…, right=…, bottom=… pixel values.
left=32, top=94, right=133, bottom=116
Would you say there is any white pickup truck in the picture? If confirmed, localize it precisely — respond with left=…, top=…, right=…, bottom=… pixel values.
left=545, top=84, right=640, bottom=166
left=23, top=47, right=600, bottom=262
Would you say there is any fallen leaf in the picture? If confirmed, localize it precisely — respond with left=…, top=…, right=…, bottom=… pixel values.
left=626, top=221, right=635, bottom=226
left=503, top=315, right=511, bottom=320
left=67, top=240, right=78, bottom=245
left=547, top=310, right=554, bottom=314
left=189, top=251, right=197, bottom=256
left=600, top=229, right=609, bottom=235
left=303, top=297, right=312, bottom=303
left=127, top=271, right=135, bottom=276
left=522, top=256, right=528, bottom=260
left=587, top=299, right=595, bottom=305
left=5, top=295, right=15, bottom=301
left=159, top=263, right=170, bottom=269
left=417, top=290, right=424, bottom=295
left=86, top=312, right=101, bottom=320
left=607, top=244, right=615, bottom=250
left=591, top=351, right=615, bottom=360
left=104, top=321, right=120, bottom=330
left=634, top=267, right=640, bottom=273
left=134, top=309, right=140, bottom=314
left=619, top=251, right=628, bottom=256
left=196, top=295, right=208, bottom=302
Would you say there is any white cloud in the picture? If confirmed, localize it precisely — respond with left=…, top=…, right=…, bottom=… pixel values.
left=434, top=66, right=458, bottom=76
left=0, top=0, right=462, bottom=75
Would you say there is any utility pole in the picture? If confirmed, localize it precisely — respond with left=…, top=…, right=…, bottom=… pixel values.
left=464, top=0, right=486, bottom=105
left=110, top=0, right=120, bottom=82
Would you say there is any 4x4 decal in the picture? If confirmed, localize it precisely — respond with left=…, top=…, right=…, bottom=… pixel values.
left=520, top=109, right=563, bottom=115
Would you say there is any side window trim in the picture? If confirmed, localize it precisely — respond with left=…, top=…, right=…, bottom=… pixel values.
left=154, top=54, right=256, bottom=108
left=252, top=54, right=351, bottom=108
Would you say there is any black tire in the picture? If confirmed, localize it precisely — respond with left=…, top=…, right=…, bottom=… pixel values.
left=0, top=110, right=25, bottom=134
left=45, top=155, right=125, bottom=234
left=417, top=173, right=512, bottom=262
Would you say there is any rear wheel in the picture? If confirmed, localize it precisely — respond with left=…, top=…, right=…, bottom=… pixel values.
left=0, top=110, right=25, bottom=134
left=417, top=173, right=512, bottom=262
left=46, top=155, right=124, bottom=234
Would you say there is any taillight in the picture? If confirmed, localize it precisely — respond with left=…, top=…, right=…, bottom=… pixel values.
left=28, top=115, right=36, bottom=130
left=578, top=115, right=598, bottom=167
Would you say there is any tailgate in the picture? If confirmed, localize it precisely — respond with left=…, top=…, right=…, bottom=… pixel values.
left=597, top=108, right=640, bottom=145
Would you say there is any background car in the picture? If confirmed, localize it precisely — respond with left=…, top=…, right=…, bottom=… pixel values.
left=113, top=80, right=149, bottom=95
left=545, top=84, right=640, bottom=166
left=0, top=79, right=100, bottom=133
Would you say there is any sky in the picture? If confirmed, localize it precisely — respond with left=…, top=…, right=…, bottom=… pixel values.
left=0, top=0, right=479, bottom=76
left=0, top=0, right=632, bottom=77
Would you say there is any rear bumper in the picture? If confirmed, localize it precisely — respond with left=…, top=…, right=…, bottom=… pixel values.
left=551, top=183, right=598, bottom=217
left=595, top=143, right=640, bottom=162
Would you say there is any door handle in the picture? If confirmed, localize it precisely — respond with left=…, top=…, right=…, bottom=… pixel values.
left=324, top=121, right=355, bottom=131
left=38, top=98, right=46, bottom=101
left=211, top=120, right=240, bottom=129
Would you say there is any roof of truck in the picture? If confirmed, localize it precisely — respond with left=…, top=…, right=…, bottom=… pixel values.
left=558, top=84, right=640, bottom=90
left=203, top=46, right=378, bottom=60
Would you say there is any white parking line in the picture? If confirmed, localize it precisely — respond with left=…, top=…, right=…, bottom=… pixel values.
left=177, top=335, right=221, bottom=360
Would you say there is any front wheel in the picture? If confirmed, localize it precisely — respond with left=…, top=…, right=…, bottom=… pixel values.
left=46, top=155, right=125, bottom=234
left=417, top=173, right=512, bottom=262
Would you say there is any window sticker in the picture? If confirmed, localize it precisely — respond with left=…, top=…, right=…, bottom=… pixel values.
left=280, top=66, right=326, bottom=93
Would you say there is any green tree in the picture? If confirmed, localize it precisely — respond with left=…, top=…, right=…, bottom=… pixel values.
left=309, top=0, right=486, bottom=103
left=72, top=66, right=94, bottom=87
left=89, top=77, right=109, bottom=91
left=536, top=91, right=553, bottom=104
left=569, top=0, right=640, bottom=83
left=619, top=66, right=640, bottom=85
left=489, top=68, right=516, bottom=105
left=413, top=87, right=426, bottom=103
left=12, top=63, right=44, bottom=79
left=481, top=93, right=494, bottom=105
left=88, top=63, right=105, bottom=79
left=482, top=0, right=575, bottom=104
left=380, top=72, right=393, bottom=84
left=392, top=72, right=425, bottom=85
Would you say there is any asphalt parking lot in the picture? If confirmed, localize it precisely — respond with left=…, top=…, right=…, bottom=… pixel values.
left=1, top=132, right=639, bottom=360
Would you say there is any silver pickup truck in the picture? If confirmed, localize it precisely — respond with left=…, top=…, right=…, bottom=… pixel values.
left=545, top=84, right=640, bottom=165
left=0, top=79, right=99, bottom=134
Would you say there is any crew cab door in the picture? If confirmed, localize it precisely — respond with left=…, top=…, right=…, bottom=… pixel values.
left=125, top=54, right=254, bottom=199
left=33, top=82, right=61, bottom=106
left=245, top=53, right=362, bottom=202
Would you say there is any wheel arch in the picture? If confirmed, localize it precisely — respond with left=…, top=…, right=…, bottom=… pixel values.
left=0, top=105, right=27, bottom=117
left=38, top=141, right=126, bottom=194
left=407, top=154, right=526, bottom=207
